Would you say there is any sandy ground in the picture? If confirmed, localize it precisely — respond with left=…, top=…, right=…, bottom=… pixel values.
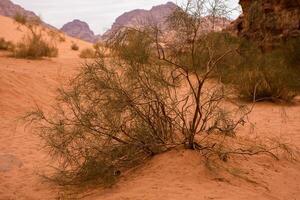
left=0, top=15, right=92, bottom=59
left=0, top=56, right=83, bottom=200
left=0, top=15, right=300, bottom=200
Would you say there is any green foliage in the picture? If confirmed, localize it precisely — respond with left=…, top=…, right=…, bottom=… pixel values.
left=0, top=38, right=15, bottom=51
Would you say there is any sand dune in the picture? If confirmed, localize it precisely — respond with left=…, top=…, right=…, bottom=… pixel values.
left=0, top=15, right=92, bottom=59
left=0, top=14, right=300, bottom=200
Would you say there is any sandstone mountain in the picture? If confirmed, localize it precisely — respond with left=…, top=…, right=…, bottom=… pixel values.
left=60, top=19, right=98, bottom=43
left=0, top=0, right=56, bottom=29
left=0, top=0, right=37, bottom=19
left=101, top=2, right=178, bottom=40
left=102, top=1, right=231, bottom=40
left=231, top=0, right=300, bottom=50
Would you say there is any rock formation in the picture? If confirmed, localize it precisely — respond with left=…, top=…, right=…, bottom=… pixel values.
left=101, top=2, right=178, bottom=40
left=232, top=0, right=300, bottom=50
left=0, top=0, right=56, bottom=29
left=0, top=0, right=37, bottom=19
left=102, top=2, right=230, bottom=40
left=61, top=19, right=97, bottom=43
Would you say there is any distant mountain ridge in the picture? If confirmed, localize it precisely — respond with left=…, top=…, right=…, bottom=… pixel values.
left=101, top=1, right=231, bottom=40
left=1, top=1, right=231, bottom=43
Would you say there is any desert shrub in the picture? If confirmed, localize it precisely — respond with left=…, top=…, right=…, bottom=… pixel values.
left=13, top=17, right=58, bottom=59
left=27, top=28, right=249, bottom=187
left=0, top=38, right=15, bottom=51
left=26, top=0, right=286, bottom=186
left=282, top=37, right=300, bottom=67
left=14, top=13, right=27, bottom=25
left=14, top=12, right=42, bottom=26
left=220, top=40, right=299, bottom=102
left=234, top=67, right=298, bottom=102
left=59, top=36, right=66, bottom=43
left=110, top=29, right=152, bottom=64
left=79, top=48, right=96, bottom=58
left=14, top=34, right=58, bottom=59
left=71, top=43, right=79, bottom=51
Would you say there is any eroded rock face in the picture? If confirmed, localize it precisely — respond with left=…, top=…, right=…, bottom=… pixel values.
left=233, top=0, right=300, bottom=50
left=61, top=19, right=96, bottom=43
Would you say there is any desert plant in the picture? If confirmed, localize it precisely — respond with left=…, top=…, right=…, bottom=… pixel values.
left=0, top=38, right=15, bottom=51
left=14, top=34, right=58, bottom=59
left=220, top=40, right=299, bottom=102
left=14, top=12, right=28, bottom=25
left=79, top=48, right=96, bottom=58
left=25, top=0, right=286, bottom=186
left=71, top=43, right=79, bottom=51
left=13, top=18, right=58, bottom=59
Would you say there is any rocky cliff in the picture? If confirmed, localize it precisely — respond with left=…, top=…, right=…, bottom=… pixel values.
left=232, top=0, right=300, bottom=50
left=60, top=19, right=97, bottom=43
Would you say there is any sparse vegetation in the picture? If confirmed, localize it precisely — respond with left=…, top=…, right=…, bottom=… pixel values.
left=13, top=12, right=28, bottom=25
left=79, top=48, right=96, bottom=58
left=71, top=43, right=79, bottom=51
left=14, top=34, right=58, bottom=59
left=0, top=38, right=15, bottom=51
left=25, top=0, right=297, bottom=187
left=219, top=39, right=300, bottom=102
left=12, top=15, right=58, bottom=59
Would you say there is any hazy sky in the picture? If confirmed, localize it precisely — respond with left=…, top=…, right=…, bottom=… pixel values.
left=12, top=0, right=240, bottom=34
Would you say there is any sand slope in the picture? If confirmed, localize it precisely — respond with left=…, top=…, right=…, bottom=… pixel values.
left=0, top=14, right=300, bottom=200
left=0, top=15, right=92, bottom=58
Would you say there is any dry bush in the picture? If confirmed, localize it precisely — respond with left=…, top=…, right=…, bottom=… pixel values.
left=13, top=19, right=58, bottom=59
left=220, top=40, right=299, bottom=102
left=47, top=30, right=66, bottom=44
left=71, top=43, right=79, bottom=51
left=79, top=44, right=106, bottom=58
left=13, top=12, right=28, bottom=25
left=25, top=0, right=291, bottom=186
left=79, top=48, right=96, bottom=58
left=14, top=34, right=58, bottom=59
left=0, top=38, right=15, bottom=51
left=14, top=12, right=42, bottom=26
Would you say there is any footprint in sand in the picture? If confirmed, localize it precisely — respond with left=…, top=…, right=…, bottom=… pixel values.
left=0, top=154, right=23, bottom=172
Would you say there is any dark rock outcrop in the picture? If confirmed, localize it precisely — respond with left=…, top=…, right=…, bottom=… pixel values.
left=231, top=0, right=300, bottom=50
